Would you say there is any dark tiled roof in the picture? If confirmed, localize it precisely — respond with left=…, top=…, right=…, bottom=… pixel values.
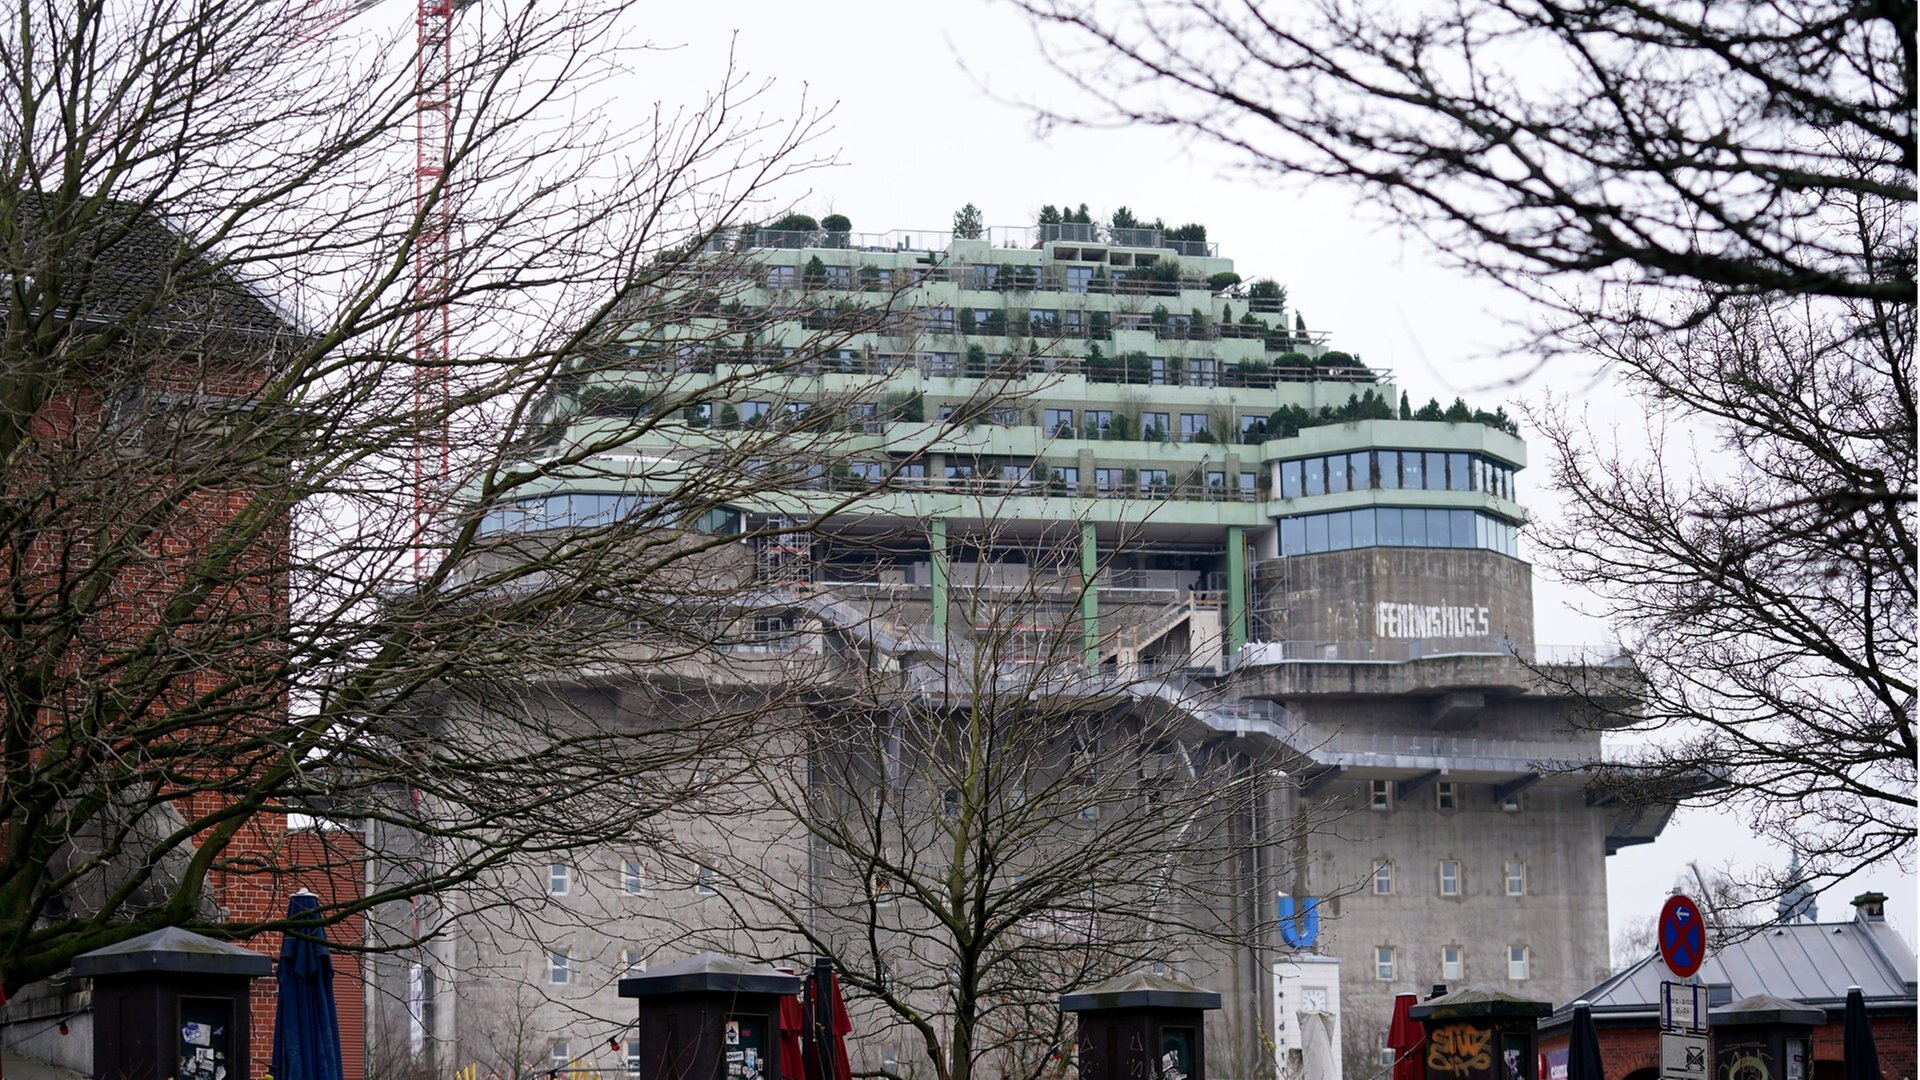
left=1544, top=915, right=1917, bottom=1030
left=12, top=194, right=295, bottom=337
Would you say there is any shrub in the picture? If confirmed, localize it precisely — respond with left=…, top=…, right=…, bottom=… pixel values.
left=821, top=213, right=851, bottom=233
left=768, top=212, right=818, bottom=232
left=803, top=256, right=828, bottom=288
left=1272, top=351, right=1312, bottom=367
left=1209, top=271, right=1242, bottom=292
left=1317, top=350, right=1363, bottom=368
left=1165, top=222, right=1207, bottom=242
left=1133, top=259, right=1182, bottom=284
left=881, top=391, right=924, bottom=423
left=1247, top=278, right=1283, bottom=300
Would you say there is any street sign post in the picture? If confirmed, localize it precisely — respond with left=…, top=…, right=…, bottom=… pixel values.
left=1661, top=981, right=1706, bottom=1033
left=1660, top=1031, right=1711, bottom=1080
left=1658, top=895, right=1706, bottom=979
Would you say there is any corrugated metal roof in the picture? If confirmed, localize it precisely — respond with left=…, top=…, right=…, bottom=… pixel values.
left=1555, top=915, right=1915, bottom=1023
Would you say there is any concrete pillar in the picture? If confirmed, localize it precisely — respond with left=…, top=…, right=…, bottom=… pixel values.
left=931, top=518, right=949, bottom=642
left=1227, top=524, right=1248, bottom=654
left=1080, top=520, right=1099, bottom=664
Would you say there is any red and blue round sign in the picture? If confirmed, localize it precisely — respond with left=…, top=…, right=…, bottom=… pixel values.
left=1659, top=894, right=1706, bottom=978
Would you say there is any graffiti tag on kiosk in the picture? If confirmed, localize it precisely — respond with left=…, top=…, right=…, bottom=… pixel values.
left=1427, top=1024, right=1495, bottom=1077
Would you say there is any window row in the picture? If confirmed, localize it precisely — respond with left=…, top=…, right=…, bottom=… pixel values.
left=1373, top=944, right=1531, bottom=983
left=476, top=495, right=739, bottom=537
left=544, top=859, right=669, bottom=898
left=1279, top=508, right=1521, bottom=558
left=546, top=944, right=652, bottom=986
left=1368, top=779, right=1526, bottom=812
left=1279, top=451, right=1515, bottom=500
left=1371, top=858, right=1528, bottom=897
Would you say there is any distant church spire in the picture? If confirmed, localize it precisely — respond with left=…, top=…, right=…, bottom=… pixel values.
left=1777, top=853, right=1817, bottom=924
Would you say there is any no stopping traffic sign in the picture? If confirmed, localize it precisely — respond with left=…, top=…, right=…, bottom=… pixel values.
left=1659, top=894, right=1706, bottom=978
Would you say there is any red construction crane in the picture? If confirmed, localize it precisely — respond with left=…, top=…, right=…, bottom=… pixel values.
left=301, top=0, right=465, bottom=578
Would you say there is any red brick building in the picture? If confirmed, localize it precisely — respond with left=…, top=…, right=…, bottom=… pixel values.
left=0, top=199, right=362, bottom=1078
left=1539, top=895, right=1916, bottom=1080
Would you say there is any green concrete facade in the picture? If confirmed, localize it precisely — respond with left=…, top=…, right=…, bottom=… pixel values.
left=502, top=222, right=1531, bottom=666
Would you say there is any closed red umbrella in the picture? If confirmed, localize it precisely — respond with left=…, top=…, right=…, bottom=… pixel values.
left=1388, top=992, right=1426, bottom=1080
left=778, top=992, right=807, bottom=1080
left=803, top=959, right=853, bottom=1080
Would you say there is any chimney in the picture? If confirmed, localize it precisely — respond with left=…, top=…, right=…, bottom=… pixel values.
left=1851, top=892, right=1887, bottom=921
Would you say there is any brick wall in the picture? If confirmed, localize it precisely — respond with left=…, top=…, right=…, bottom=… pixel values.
left=1541, top=1014, right=1917, bottom=1080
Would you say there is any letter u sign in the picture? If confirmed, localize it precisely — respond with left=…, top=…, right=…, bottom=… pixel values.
left=1278, top=893, right=1321, bottom=948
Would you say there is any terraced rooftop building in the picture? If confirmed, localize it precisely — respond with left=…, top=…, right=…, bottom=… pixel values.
left=429, top=218, right=1665, bottom=1078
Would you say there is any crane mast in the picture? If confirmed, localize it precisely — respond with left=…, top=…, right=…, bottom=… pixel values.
left=412, top=0, right=455, bottom=577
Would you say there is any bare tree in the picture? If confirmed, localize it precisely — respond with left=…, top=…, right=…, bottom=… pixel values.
left=0, top=0, right=1015, bottom=1005
left=651, top=520, right=1309, bottom=1080
left=1008, top=0, right=1916, bottom=894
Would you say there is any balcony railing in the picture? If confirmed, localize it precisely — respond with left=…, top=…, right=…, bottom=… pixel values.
left=589, top=347, right=1382, bottom=386
left=694, top=223, right=1226, bottom=259
left=795, top=473, right=1265, bottom=503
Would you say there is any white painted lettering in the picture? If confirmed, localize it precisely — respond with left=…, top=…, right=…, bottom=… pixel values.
left=1372, top=600, right=1496, bottom=640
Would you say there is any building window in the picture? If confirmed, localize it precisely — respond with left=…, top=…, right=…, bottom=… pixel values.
left=1045, top=408, right=1076, bottom=436
left=1065, top=266, right=1093, bottom=293
left=551, top=1040, right=572, bottom=1069
left=549, top=950, right=571, bottom=985
left=1050, top=466, right=1079, bottom=491
left=1138, top=468, right=1170, bottom=496
left=628, top=1041, right=643, bottom=1073
left=548, top=863, right=570, bottom=895
left=1439, top=860, right=1461, bottom=897
left=1095, top=468, right=1126, bottom=494
left=620, top=947, right=646, bottom=973
left=696, top=865, right=717, bottom=895
left=1436, top=782, right=1457, bottom=810
left=872, top=872, right=895, bottom=905
left=1508, top=944, right=1530, bottom=980
left=1442, top=945, right=1464, bottom=981
left=1370, top=779, right=1391, bottom=810
left=1381, top=1037, right=1397, bottom=1069
left=1373, top=860, right=1394, bottom=895
left=1501, top=790, right=1525, bottom=812
left=1375, top=946, right=1396, bottom=980
left=1281, top=459, right=1303, bottom=499
left=622, top=859, right=647, bottom=896
left=1240, top=471, right=1258, bottom=496
left=740, top=400, right=770, bottom=425
left=1084, top=409, right=1113, bottom=439
left=1180, top=413, right=1210, bottom=442
left=1505, top=860, right=1526, bottom=896
left=1141, top=412, right=1170, bottom=440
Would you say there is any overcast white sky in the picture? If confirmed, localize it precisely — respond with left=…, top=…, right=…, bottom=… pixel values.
left=613, top=1, right=1914, bottom=954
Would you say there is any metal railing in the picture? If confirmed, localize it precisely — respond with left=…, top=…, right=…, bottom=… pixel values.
left=694, top=223, right=1225, bottom=260
left=1235, top=639, right=1633, bottom=666
left=587, top=346, right=1377, bottom=386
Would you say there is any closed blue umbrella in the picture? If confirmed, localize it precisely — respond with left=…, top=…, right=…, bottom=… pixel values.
left=269, top=890, right=344, bottom=1080
left=1842, top=986, right=1879, bottom=1080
